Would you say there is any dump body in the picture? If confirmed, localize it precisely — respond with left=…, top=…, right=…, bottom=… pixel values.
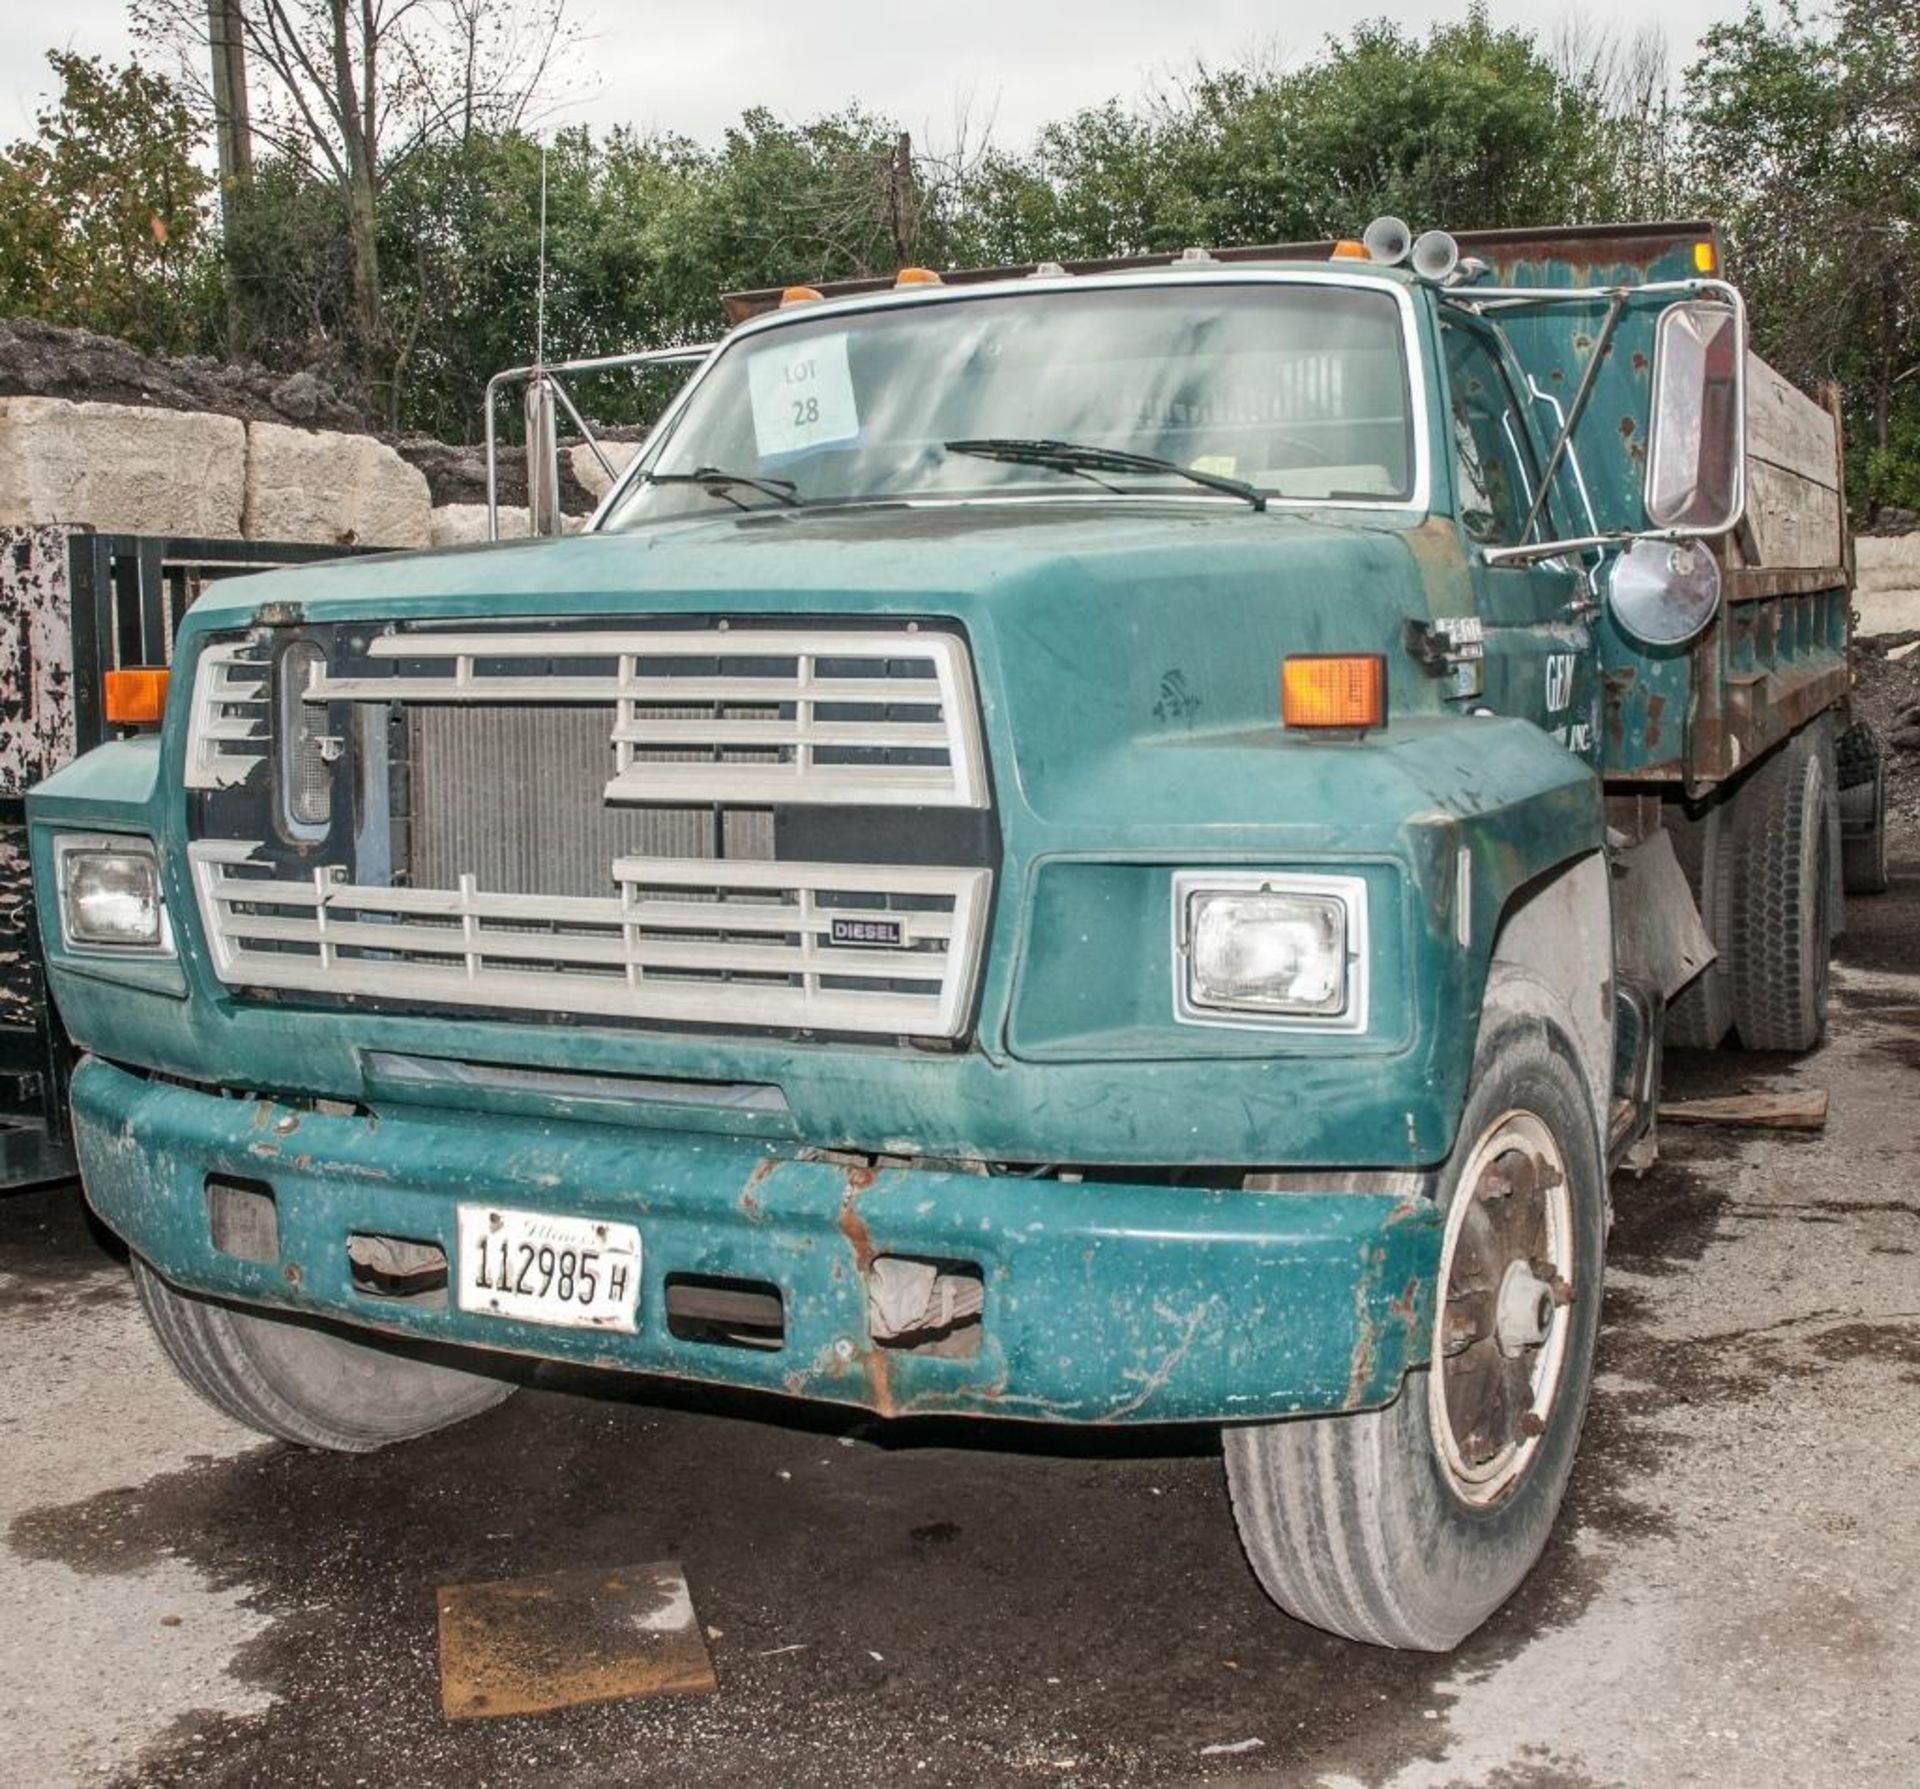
left=27, top=223, right=1851, bottom=1424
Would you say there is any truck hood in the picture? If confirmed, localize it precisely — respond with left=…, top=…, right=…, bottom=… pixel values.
left=181, top=503, right=1474, bottom=824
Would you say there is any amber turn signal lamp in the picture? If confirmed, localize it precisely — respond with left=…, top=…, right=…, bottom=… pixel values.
left=1692, top=240, right=1717, bottom=275
left=104, top=667, right=170, bottom=726
left=1282, top=655, right=1386, bottom=730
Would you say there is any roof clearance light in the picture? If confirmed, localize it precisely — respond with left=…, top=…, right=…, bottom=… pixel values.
left=104, top=667, right=170, bottom=726
left=779, top=285, right=824, bottom=308
left=1282, top=655, right=1386, bottom=730
left=1693, top=240, right=1717, bottom=275
left=895, top=267, right=943, bottom=287
left=1329, top=239, right=1369, bottom=262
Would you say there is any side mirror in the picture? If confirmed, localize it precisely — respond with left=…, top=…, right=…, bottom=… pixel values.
left=1645, top=300, right=1743, bottom=532
left=1607, top=536, right=1722, bottom=649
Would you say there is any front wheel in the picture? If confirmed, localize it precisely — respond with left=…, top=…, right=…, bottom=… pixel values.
left=133, top=1259, right=517, bottom=1452
left=1223, top=996, right=1606, bottom=1650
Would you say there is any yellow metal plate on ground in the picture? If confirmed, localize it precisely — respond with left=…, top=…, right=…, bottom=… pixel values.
left=437, top=1559, right=717, bottom=1719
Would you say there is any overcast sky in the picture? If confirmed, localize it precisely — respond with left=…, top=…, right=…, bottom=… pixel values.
left=7, top=0, right=1737, bottom=152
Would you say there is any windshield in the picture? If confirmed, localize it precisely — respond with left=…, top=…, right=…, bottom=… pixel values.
left=602, top=281, right=1416, bottom=526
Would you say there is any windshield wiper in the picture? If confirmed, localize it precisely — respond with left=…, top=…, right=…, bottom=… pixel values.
left=944, top=438, right=1266, bottom=510
left=644, top=467, right=803, bottom=508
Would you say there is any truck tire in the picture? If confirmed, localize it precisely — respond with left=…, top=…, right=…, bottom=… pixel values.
left=1725, top=726, right=1836, bottom=1051
left=1836, top=722, right=1890, bottom=896
left=133, top=1259, right=516, bottom=1452
left=1223, top=990, right=1605, bottom=1650
left=1664, top=801, right=1734, bottom=1050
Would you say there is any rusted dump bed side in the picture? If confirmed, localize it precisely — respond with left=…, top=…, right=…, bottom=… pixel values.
left=1677, top=360, right=1851, bottom=790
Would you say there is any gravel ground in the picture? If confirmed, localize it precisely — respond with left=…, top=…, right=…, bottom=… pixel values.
left=1852, top=633, right=1920, bottom=850
left=3, top=877, right=1918, bottom=1788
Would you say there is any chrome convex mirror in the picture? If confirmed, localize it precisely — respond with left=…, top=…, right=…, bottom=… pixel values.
left=1646, top=300, right=1743, bottom=532
left=1607, top=536, right=1722, bottom=648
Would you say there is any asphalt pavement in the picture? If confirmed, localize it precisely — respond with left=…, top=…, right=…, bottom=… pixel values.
left=3, top=870, right=1918, bottom=1788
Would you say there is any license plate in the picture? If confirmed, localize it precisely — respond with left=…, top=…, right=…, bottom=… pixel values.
left=455, top=1205, right=642, bottom=1333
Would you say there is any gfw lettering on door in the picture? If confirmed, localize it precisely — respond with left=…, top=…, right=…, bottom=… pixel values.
left=1545, top=653, right=1577, bottom=714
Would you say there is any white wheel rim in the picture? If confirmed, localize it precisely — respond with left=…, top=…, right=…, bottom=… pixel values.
left=1428, top=1108, right=1576, bottom=1507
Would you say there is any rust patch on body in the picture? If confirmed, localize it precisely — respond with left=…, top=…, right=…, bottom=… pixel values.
left=835, top=1166, right=896, bottom=1415
left=1401, top=517, right=1473, bottom=616
left=739, top=1156, right=777, bottom=1220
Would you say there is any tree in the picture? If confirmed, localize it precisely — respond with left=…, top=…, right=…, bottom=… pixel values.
left=0, top=52, right=212, bottom=353
left=134, top=0, right=578, bottom=416
left=952, top=6, right=1659, bottom=266
left=1686, top=2, right=1920, bottom=512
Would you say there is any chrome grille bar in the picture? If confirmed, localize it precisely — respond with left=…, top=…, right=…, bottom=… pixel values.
left=183, top=641, right=271, bottom=790
left=190, top=840, right=991, bottom=1039
left=301, top=627, right=988, bottom=809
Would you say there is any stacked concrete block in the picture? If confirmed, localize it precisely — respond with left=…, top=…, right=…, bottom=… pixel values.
left=1855, top=534, right=1920, bottom=637
left=0, top=398, right=245, bottom=537
left=429, top=504, right=532, bottom=547
left=568, top=440, right=641, bottom=503
left=243, top=420, right=431, bottom=548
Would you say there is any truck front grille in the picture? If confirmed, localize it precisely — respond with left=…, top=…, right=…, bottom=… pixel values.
left=190, top=842, right=990, bottom=1037
left=184, top=619, right=995, bottom=1041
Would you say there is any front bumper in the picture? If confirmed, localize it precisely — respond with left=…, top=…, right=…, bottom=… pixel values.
left=72, top=1056, right=1442, bottom=1425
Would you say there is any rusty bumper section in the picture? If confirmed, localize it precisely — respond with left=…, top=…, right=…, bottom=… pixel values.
left=71, top=1055, right=1442, bottom=1425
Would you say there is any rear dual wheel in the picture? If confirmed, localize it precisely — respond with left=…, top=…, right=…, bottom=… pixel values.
left=1723, top=725, right=1837, bottom=1052
left=1223, top=993, right=1605, bottom=1651
left=1837, top=721, right=1890, bottom=897
left=1669, top=722, right=1844, bottom=1054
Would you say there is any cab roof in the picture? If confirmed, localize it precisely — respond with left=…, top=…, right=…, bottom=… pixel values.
left=722, top=218, right=1722, bottom=325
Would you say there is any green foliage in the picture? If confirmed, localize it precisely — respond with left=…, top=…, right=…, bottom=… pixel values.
left=367, top=108, right=930, bottom=435
left=0, top=52, right=212, bottom=352
left=1686, top=2, right=1920, bottom=514
left=952, top=6, right=1646, bottom=266
left=0, top=1, right=1911, bottom=505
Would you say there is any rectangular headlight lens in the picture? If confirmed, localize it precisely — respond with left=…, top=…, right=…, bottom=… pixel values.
left=1175, top=873, right=1367, bottom=1027
left=57, top=837, right=169, bottom=951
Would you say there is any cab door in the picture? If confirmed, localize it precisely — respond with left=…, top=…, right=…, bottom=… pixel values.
left=1438, top=316, right=1597, bottom=762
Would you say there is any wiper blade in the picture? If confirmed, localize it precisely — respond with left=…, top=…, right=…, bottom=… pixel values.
left=645, top=467, right=803, bottom=507
left=944, top=437, right=1266, bottom=510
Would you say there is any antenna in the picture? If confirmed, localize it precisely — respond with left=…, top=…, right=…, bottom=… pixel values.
left=524, top=141, right=561, bottom=535
left=535, top=143, right=549, bottom=370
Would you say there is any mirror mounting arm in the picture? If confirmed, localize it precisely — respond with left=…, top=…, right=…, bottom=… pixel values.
left=1485, top=528, right=1682, bottom=568
left=1515, top=288, right=1628, bottom=549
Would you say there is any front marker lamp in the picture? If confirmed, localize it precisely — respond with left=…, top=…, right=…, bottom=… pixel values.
left=1174, top=872, right=1368, bottom=1030
left=56, top=835, right=172, bottom=953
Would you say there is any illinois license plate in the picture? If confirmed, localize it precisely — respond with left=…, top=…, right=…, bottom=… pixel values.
left=455, top=1205, right=642, bottom=1333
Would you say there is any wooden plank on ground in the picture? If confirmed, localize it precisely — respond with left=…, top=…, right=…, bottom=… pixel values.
left=1658, top=1089, right=1829, bottom=1130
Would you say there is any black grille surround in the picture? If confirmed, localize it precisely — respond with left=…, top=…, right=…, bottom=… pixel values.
left=183, top=615, right=1001, bottom=1046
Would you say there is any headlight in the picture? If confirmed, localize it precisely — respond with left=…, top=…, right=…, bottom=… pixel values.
left=1173, top=872, right=1367, bottom=1030
left=56, top=835, right=172, bottom=952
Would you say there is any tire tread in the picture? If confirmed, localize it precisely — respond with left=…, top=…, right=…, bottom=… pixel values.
left=1725, top=730, right=1832, bottom=1052
left=133, top=1261, right=512, bottom=1452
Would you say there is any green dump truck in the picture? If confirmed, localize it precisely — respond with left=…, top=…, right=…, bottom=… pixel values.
left=28, top=219, right=1882, bottom=1650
